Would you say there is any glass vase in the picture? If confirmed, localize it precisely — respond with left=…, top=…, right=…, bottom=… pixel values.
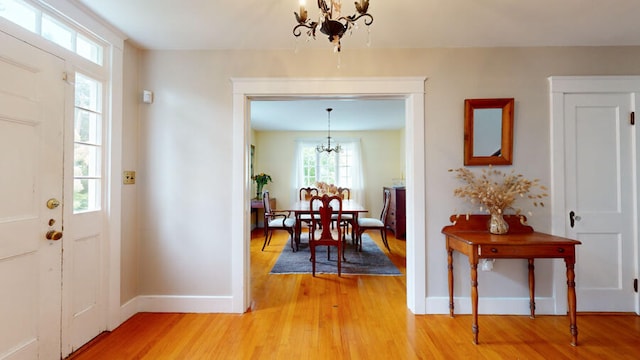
left=488, top=212, right=509, bottom=234
left=256, top=184, right=263, bottom=200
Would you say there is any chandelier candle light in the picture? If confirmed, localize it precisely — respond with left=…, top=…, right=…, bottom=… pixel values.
left=317, top=108, right=342, bottom=154
left=293, top=0, right=374, bottom=52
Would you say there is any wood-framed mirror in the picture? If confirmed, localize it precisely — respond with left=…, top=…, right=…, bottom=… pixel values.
left=464, top=98, right=514, bottom=166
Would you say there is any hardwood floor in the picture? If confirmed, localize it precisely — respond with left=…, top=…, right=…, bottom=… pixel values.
left=68, top=229, right=640, bottom=359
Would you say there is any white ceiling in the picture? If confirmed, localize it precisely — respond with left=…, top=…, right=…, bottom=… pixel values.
left=74, top=0, right=640, bottom=50
left=71, top=0, right=640, bottom=131
left=251, top=98, right=405, bottom=131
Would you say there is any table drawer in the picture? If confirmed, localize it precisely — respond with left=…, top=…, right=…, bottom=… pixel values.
left=478, top=244, right=574, bottom=258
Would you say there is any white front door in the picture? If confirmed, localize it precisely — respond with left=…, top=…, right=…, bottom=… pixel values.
left=0, top=31, right=65, bottom=359
left=61, top=72, right=108, bottom=357
left=564, top=92, right=636, bottom=312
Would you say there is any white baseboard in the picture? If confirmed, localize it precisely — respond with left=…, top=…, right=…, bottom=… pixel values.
left=425, top=296, right=562, bottom=315
left=119, top=297, right=139, bottom=325
left=138, top=295, right=234, bottom=313
left=118, top=295, right=235, bottom=325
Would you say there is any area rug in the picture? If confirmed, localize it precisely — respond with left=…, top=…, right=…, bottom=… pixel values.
left=270, top=234, right=402, bottom=275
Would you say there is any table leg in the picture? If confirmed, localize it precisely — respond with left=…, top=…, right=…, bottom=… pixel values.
left=566, top=259, right=578, bottom=346
left=295, top=214, right=301, bottom=248
left=352, top=212, right=360, bottom=251
left=470, top=259, right=479, bottom=345
left=447, top=248, right=454, bottom=317
left=528, top=258, right=535, bottom=319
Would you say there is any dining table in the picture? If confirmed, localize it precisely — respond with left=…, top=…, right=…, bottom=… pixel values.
left=285, top=199, right=368, bottom=251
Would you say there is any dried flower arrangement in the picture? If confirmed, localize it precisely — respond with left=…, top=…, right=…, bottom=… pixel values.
left=315, top=181, right=339, bottom=195
left=449, top=167, right=548, bottom=218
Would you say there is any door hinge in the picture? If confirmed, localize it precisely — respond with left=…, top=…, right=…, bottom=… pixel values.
left=634, top=278, right=638, bottom=293
left=631, top=111, right=635, bottom=125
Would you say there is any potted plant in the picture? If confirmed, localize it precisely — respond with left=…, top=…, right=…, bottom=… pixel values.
left=252, top=173, right=272, bottom=199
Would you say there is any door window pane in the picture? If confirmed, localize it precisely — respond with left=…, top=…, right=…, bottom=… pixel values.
left=75, top=109, right=101, bottom=144
left=77, top=34, right=103, bottom=66
left=73, top=73, right=103, bottom=213
left=0, top=0, right=37, bottom=32
left=74, top=178, right=101, bottom=213
left=0, top=0, right=104, bottom=65
left=42, top=14, right=73, bottom=51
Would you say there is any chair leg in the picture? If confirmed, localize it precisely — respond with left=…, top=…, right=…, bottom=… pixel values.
left=261, top=230, right=271, bottom=251
left=290, top=231, right=296, bottom=252
left=310, top=245, right=316, bottom=277
left=381, top=229, right=390, bottom=252
left=337, top=246, right=342, bottom=277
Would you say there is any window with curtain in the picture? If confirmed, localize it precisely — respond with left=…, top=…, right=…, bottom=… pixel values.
left=293, top=139, right=365, bottom=205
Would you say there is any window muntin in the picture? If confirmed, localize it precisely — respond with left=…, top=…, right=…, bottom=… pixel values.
left=73, top=73, right=103, bottom=213
left=0, top=0, right=104, bottom=65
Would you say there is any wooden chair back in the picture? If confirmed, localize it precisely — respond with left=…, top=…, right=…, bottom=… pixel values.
left=263, top=190, right=273, bottom=214
left=337, top=187, right=351, bottom=199
left=309, top=194, right=344, bottom=276
left=380, top=188, right=392, bottom=221
left=299, top=187, right=319, bottom=201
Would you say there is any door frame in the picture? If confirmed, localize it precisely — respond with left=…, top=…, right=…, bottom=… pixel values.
left=231, top=77, right=427, bottom=313
left=549, top=76, right=640, bottom=315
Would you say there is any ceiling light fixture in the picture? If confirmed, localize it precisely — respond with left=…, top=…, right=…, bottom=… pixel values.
left=317, top=108, right=342, bottom=154
left=293, top=0, right=373, bottom=53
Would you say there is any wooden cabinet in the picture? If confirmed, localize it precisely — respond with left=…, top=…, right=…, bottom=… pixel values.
left=384, top=187, right=405, bottom=239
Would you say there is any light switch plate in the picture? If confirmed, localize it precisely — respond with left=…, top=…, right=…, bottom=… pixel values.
left=123, top=171, right=136, bottom=184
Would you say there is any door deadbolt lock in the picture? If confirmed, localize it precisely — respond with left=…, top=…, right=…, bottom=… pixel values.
left=46, top=198, right=60, bottom=209
left=46, top=230, right=63, bottom=241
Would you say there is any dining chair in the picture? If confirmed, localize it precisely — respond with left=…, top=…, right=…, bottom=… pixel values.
left=309, top=194, right=344, bottom=276
left=262, top=191, right=296, bottom=251
left=299, top=187, right=320, bottom=231
left=356, top=188, right=392, bottom=252
left=299, top=187, right=319, bottom=200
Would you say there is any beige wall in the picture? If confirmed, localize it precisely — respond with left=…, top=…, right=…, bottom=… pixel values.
left=253, top=129, right=403, bottom=217
left=120, top=42, right=141, bottom=304
left=126, top=45, right=640, bottom=307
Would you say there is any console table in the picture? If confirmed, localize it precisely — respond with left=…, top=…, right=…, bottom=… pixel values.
left=442, top=215, right=581, bottom=346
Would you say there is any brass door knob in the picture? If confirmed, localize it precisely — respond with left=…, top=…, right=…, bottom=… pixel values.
left=46, top=198, right=61, bottom=209
left=46, top=230, right=63, bottom=241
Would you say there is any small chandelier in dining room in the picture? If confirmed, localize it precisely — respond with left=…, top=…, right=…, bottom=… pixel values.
left=293, top=0, right=374, bottom=53
left=317, top=108, right=342, bottom=154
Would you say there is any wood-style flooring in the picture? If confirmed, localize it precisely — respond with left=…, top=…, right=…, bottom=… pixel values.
left=68, top=229, right=640, bottom=359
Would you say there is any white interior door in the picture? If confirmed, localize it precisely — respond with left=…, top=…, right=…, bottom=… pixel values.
left=0, top=31, right=65, bottom=359
left=564, top=92, right=636, bottom=312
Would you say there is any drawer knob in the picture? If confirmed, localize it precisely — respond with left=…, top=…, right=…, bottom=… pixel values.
left=557, top=247, right=565, bottom=253
left=490, top=248, right=498, bottom=253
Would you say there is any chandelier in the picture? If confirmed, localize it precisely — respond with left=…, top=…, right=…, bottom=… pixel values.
left=293, top=0, right=374, bottom=52
left=317, top=108, right=342, bottom=154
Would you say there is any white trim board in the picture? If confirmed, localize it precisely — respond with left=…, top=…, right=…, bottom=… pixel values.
left=231, top=77, right=428, bottom=314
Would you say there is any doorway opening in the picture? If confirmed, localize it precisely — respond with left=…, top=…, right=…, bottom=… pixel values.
left=231, top=77, right=427, bottom=314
